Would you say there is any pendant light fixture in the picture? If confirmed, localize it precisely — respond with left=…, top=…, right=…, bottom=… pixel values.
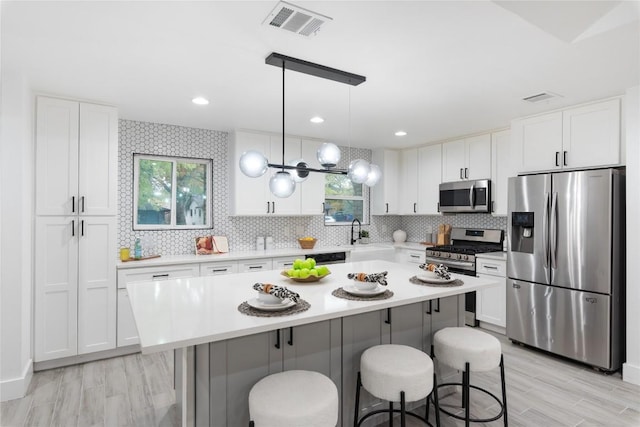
left=238, top=52, right=382, bottom=197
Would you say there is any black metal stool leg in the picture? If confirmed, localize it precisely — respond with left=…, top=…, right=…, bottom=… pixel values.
left=400, top=391, right=406, bottom=427
left=389, top=402, right=394, bottom=426
left=464, top=362, right=470, bottom=427
left=249, top=421, right=254, bottom=427
left=354, top=372, right=362, bottom=427
left=461, top=370, right=467, bottom=409
left=500, top=355, right=508, bottom=427
left=433, top=373, right=441, bottom=427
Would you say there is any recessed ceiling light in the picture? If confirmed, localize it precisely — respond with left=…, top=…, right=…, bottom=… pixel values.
left=310, top=116, right=324, bottom=124
left=395, top=131, right=407, bottom=136
left=192, top=97, right=209, bottom=105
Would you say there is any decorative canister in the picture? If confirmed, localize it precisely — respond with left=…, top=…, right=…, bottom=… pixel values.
left=392, top=230, right=407, bottom=243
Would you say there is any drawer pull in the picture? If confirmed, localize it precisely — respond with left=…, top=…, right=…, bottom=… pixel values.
left=283, top=263, right=293, bottom=267
left=152, top=274, right=170, bottom=279
left=410, top=254, right=420, bottom=258
left=483, top=265, right=498, bottom=270
left=212, top=268, right=228, bottom=273
left=249, top=266, right=263, bottom=270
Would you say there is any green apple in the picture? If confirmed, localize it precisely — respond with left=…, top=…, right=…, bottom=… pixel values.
left=317, top=266, right=329, bottom=276
left=287, top=269, right=296, bottom=277
left=302, top=259, right=312, bottom=270
left=293, top=259, right=304, bottom=270
left=289, top=269, right=300, bottom=278
left=309, top=268, right=318, bottom=277
left=299, top=268, right=310, bottom=279
left=307, top=258, right=316, bottom=268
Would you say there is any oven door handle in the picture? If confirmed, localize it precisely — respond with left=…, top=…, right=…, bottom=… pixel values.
left=424, top=256, right=475, bottom=269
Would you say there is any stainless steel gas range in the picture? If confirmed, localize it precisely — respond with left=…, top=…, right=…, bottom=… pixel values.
left=425, top=228, right=504, bottom=326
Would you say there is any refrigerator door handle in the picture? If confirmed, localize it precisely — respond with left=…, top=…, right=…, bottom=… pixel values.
left=550, top=191, right=558, bottom=270
left=469, top=183, right=475, bottom=208
left=543, top=192, right=550, bottom=269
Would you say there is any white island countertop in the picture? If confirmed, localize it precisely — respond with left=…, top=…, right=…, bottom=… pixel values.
left=127, top=260, right=500, bottom=354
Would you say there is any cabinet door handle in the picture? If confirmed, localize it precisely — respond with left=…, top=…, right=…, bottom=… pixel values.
left=426, top=300, right=432, bottom=315
left=72, top=196, right=75, bottom=213
left=266, top=202, right=270, bottom=214
left=272, top=201, right=275, bottom=214
left=465, top=168, right=468, bottom=179
left=152, top=274, right=170, bottom=279
left=563, top=151, right=568, bottom=166
left=385, top=308, right=391, bottom=325
left=460, top=168, right=464, bottom=179
left=275, top=329, right=281, bottom=349
left=555, top=151, right=560, bottom=167
left=249, top=265, right=263, bottom=270
left=81, top=196, right=85, bottom=213
left=437, top=202, right=440, bottom=213
left=385, top=203, right=389, bottom=213
left=413, top=202, right=417, bottom=213
left=71, top=220, right=75, bottom=237
left=434, top=298, right=441, bottom=313
left=492, top=201, right=495, bottom=213
left=288, top=327, right=294, bottom=346
left=81, top=220, right=84, bottom=236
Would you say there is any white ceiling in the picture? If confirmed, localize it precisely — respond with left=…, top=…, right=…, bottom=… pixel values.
left=2, top=1, right=639, bottom=149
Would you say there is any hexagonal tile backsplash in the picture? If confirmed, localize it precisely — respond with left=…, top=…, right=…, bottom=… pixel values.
left=118, top=120, right=506, bottom=255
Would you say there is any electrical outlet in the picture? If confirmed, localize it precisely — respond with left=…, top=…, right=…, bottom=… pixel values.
left=283, top=226, right=290, bottom=237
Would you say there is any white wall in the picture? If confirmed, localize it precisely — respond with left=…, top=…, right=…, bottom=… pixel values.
left=0, top=69, right=34, bottom=401
left=624, top=85, right=640, bottom=385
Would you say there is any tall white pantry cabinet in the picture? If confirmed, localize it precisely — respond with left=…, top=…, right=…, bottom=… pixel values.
left=34, top=96, right=118, bottom=362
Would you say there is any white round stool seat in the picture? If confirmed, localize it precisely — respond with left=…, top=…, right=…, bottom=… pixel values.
left=361, top=344, right=434, bottom=403
left=434, top=327, right=501, bottom=372
left=249, top=370, right=338, bottom=427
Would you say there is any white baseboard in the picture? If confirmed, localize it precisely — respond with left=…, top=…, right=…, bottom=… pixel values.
left=623, top=362, right=640, bottom=386
left=0, top=358, right=33, bottom=402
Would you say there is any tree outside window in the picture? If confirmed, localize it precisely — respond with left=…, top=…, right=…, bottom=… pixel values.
left=133, top=154, right=212, bottom=230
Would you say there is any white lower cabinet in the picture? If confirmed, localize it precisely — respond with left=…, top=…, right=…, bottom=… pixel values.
left=238, top=258, right=273, bottom=273
left=35, top=216, right=116, bottom=362
left=476, top=257, right=507, bottom=330
left=209, top=319, right=341, bottom=426
left=200, top=261, right=239, bottom=276
left=117, top=289, right=139, bottom=347
left=396, top=248, right=425, bottom=265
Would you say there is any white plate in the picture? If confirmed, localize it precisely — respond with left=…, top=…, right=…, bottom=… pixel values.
left=246, top=298, right=296, bottom=311
left=416, top=273, right=455, bottom=284
left=343, top=284, right=387, bottom=296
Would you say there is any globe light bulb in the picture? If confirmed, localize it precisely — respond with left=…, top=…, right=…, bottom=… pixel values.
left=239, top=150, right=268, bottom=178
left=365, top=163, right=382, bottom=187
left=269, top=171, right=296, bottom=198
left=288, top=159, right=309, bottom=183
left=348, top=159, right=371, bottom=184
left=317, top=142, right=341, bottom=168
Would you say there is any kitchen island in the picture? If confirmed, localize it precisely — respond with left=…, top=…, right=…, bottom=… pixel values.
left=127, top=260, right=501, bottom=426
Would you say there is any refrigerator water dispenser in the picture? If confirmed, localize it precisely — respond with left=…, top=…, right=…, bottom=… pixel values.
left=511, top=211, right=534, bottom=253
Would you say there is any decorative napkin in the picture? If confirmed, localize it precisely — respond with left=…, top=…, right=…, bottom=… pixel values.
left=252, top=283, right=300, bottom=303
left=347, top=271, right=388, bottom=286
left=419, top=263, right=451, bottom=280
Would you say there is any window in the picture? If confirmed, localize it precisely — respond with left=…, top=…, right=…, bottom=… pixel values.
left=133, top=154, right=212, bottom=230
left=324, top=174, right=367, bottom=225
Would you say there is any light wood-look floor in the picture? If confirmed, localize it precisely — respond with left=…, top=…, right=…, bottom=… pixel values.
left=2, top=330, right=640, bottom=426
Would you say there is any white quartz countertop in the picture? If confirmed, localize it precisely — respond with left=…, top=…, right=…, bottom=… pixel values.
left=127, top=260, right=500, bottom=354
left=116, top=245, right=351, bottom=269
left=393, top=242, right=431, bottom=250
left=475, top=251, right=507, bottom=261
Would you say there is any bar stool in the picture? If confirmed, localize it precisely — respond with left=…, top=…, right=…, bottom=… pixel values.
left=432, top=327, right=508, bottom=426
left=248, top=370, right=338, bottom=427
left=354, top=344, right=440, bottom=426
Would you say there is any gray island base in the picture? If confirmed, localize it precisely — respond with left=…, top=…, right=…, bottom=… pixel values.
left=127, top=260, right=501, bottom=426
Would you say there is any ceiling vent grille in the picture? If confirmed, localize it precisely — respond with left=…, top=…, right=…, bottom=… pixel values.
left=523, top=92, right=562, bottom=103
left=263, top=1, right=332, bottom=37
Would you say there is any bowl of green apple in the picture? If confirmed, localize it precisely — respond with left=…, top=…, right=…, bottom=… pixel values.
left=282, top=257, right=331, bottom=282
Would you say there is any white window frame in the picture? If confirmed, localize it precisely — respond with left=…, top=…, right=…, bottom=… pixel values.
left=133, top=154, right=213, bottom=230
left=324, top=175, right=369, bottom=226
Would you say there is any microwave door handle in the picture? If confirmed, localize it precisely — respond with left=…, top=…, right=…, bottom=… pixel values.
left=542, top=192, right=550, bottom=269
left=469, top=183, right=475, bottom=208
left=550, top=192, right=558, bottom=270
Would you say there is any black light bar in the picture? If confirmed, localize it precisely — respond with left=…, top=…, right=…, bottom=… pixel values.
left=265, top=52, right=366, bottom=86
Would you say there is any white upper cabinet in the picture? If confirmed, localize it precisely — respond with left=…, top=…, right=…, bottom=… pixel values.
left=417, top=144, right=442, bottom=215
left=491, top=130, right=512, bottom=216
left=36, top=97, right=118, bottom=216
left=442, top=134, right=491, bottom=182
left=370, top=149, right=399, bottom=215
left=230, top=131, right=326, bottom=216
left=299, top=139, right=325, bottom=216
left=400, top=148, right=419, bottom=214
left=512, top=98, right=621, bottom=174
left=562, top=99, right=621, bottom=169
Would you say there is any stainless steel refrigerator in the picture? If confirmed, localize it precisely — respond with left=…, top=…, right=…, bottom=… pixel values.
left=506, top=168, right=625, bottom=371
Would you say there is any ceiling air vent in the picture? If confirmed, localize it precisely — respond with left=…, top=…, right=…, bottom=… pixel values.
left=263, top=1, right=332, bottom=37
left=523, top=92, right=562, bottom=103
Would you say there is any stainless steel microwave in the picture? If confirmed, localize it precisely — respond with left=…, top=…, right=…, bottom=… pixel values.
left=439, top=179, right=491, bottom=213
